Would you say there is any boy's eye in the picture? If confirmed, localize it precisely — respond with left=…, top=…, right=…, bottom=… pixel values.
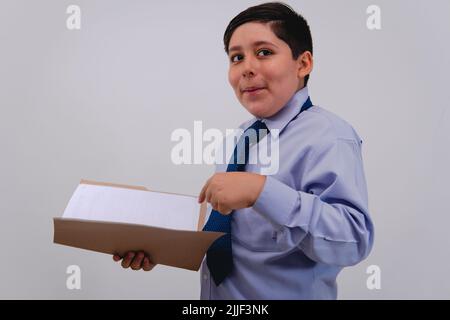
left=230, top=54, right=243, bottom=63
left=257, top=49, right=273, bottom=57
left=230, top=49, right=272, bottom=63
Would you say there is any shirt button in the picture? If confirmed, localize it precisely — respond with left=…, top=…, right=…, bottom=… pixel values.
left=203, top=274, right=208, bottom=280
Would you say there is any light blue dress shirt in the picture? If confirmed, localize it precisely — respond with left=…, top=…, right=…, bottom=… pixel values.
left=200, top=86, right=374, bottom=300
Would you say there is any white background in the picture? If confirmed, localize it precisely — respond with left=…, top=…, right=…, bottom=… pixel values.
left=0, top=0, right=449, bottom=299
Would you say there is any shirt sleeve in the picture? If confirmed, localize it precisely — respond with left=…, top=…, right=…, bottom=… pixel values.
left=252, top=137, right=374, bottom=267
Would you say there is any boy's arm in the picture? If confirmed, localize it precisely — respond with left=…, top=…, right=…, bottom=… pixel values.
left=253, top=137, right=374, bottom=267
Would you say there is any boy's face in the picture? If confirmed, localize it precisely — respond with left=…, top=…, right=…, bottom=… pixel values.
left=228, top=22, right=311, bottom=118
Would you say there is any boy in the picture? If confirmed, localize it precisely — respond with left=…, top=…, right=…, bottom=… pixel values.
left=115, top=2, right=374, bottom=300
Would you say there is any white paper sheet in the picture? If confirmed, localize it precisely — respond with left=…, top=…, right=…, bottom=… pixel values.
left=62, top=183, right=200, bottom=231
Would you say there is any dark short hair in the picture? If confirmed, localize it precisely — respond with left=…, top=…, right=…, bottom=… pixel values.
left=223, top=2, right=313, bottom=86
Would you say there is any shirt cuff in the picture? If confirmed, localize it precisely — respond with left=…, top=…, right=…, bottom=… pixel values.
left=252, top=176, right=300, bottom=229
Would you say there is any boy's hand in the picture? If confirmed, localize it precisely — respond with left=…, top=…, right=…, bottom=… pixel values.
left=113, top=251, right=156, bottom=271
left=198, top=172, right=266, bottom=215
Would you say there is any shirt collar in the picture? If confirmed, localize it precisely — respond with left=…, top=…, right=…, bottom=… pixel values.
left=259, top=86, right=310, bottom=134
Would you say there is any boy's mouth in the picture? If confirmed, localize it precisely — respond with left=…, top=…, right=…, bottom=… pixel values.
left=242, top=86, right=267, bottom=94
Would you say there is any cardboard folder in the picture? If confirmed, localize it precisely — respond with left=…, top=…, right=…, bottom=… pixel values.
left=53, top=179, right=224, bottom=271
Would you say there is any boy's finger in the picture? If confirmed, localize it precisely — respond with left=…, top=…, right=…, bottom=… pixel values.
left=198, top=189, right=205, bottom=203
left=198, top=178, right=212, bottom=203
left=205, top=187, right=213, bottom=204
left=121, top=252, right=135, bottom=268
left=198, top=183, right=208, bottom=202
left=131, top=252, right=145, bottom=270
left=212, top=198, right=219, bottom=211
left=218, top=202, right=232, bottom=215
left=142, top=257, right=155, bottom=271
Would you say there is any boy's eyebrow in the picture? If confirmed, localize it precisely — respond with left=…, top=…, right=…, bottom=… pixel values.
left=228, top=41, right=279, bottom=53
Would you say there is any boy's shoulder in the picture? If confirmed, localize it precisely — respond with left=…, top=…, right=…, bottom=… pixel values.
left=238, top=105, right=363, bottom=145
left=302, top=105, right=363, bottom=145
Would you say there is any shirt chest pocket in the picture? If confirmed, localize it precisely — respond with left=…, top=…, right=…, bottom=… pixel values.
left=231, top=207, right=282, bottom=252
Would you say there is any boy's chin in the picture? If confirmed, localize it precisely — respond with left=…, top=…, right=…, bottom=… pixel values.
left=244, top=103, right=277, bottom=119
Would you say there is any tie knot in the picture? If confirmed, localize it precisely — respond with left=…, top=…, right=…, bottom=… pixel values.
left=243, top=120, right=269, bottom=147
left=248, top=119, right=268, bottom=133
left=226, top=120, right=269, bottom=172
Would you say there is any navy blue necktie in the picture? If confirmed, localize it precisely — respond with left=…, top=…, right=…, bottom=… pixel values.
left=203, top=97, right=313, bottom=286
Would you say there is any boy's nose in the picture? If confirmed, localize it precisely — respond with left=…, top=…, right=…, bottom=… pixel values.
left=242, top=57, right=258, bottom=78
left=243, top=69, right=255, bottom=78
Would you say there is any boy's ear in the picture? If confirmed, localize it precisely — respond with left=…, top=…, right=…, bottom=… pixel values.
left=296, top=51, right=313, bottom=80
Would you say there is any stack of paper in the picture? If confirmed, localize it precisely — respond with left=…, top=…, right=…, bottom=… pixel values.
left=53, top=180, right=224, bottom=271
